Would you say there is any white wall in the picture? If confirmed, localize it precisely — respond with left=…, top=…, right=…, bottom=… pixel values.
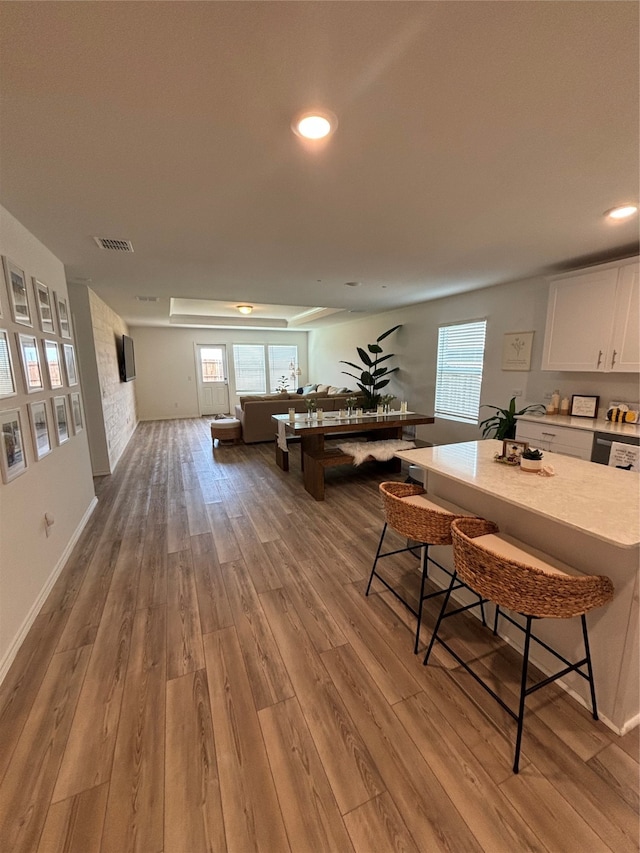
left=309, top=273, right=640, bottom=446
left=0, top=206, right=96, bottom=678
left=131, top=326, right=309, bottom=420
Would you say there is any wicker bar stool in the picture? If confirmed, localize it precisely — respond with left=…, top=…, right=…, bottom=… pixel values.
left=366, top=481, right=485, bottom=654
left=424, top=516, right=614, bottom=773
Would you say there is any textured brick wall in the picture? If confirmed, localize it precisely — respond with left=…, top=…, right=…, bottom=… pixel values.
left=88, top=289, right=137, bottom=469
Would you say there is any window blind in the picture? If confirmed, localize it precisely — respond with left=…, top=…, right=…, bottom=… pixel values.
left=435, top=320, right=487, bottom=424
left=233, top=344, right=266, bottom=394
left=268, top=345, right=298, bottom=392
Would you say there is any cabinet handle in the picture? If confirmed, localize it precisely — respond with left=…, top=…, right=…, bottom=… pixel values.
left=611, top=350, right=617, bottom=369
left=597, top=349, right=603, bottom=368
left=541, top=431, right=556, bottom=437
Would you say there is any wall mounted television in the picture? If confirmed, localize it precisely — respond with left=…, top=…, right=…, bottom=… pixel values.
left=120, top=334, right=136, bottom=382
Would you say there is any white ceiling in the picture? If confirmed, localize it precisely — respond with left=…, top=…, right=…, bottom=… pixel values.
left=0, top=1, right=638, bottom=330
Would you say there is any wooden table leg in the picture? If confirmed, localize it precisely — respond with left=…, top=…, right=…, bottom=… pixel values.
left=275, top=440, right=289, bottom=472
left=302, top=453, right=324, bottom=500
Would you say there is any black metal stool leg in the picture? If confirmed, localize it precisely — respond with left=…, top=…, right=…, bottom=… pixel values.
left=423, top=572, right=458, bottom=665
left=581, top=614, right=599, bottom=720
left=413, top=544, right=429, bottom=654
left=366, top=523, right=387, bottom=596
left=493, top=605, right=501, bottom=635
left=513, top=615, right=532, bottom=774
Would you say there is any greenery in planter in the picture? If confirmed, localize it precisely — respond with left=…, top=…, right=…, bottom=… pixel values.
left=479, top=397, right=545, bottom=440
left=340, top=325, right=402, bottom=409
left=522, top=447, right=543, bottom=460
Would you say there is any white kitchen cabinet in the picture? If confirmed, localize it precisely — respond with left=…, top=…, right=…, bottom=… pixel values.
left=542, top=258, right=639, bottom=372
left=515, top=418, right=593, bottom=460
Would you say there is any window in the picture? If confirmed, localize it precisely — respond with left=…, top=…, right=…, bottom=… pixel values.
left=199, top=347, right=225, bottom=382
left=232, top=344, right=299, bottom=394
left=268, top=345, right=298, bottom=392
left=435, top=320, right=487, bottom=424
left=233, top=344, right=266, bottom=394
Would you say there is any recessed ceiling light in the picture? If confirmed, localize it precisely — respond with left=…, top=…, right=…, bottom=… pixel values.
left=292, top=109, right=338, bottom=140
left=605, top=204, right=638, bottom=220
left=237, top=304, right=253, bottom=315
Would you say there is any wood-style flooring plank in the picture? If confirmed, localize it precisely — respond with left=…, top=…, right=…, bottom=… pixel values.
left=342, top=791, right=420, bottom=853
left=203, top=627, right=291, bottom=852
left=261, top=586, right=384, bottom=813
left=322, top=643, right=483, bottom=852
left=206, top=502, right=242, bottom=563
left=135, top=523, right=168, bottom=609
left=165, top=669, right=225, bottom=853
left=0, top=646, right=91, bottom=853
left=258, top=696, right=355, bottom=852
left=37, top=783, right=109, bottom=853
left=228, top=515, right=283, bottom=592
left=191, top=532, right=233, bottom=634
left=100, top=605, right=166, bottom=853
left=166, top=549, right=205, bottom=680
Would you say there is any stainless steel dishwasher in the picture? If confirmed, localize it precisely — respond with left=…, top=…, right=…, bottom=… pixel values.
left=591, top=431, right=640, bottom=465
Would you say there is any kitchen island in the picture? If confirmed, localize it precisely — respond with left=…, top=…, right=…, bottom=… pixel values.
left=396, top=439, right=639, bottom=734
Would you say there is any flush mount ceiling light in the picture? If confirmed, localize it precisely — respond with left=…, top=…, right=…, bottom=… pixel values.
left=605, top=204, right=638, bottom=220
left=237, top=304, right=253, bottom=315
left=292, top=109, right=338, bottom=140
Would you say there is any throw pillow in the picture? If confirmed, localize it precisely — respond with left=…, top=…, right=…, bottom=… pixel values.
left=316, top=384, right=330, bottom=394
left=302, top=384, right=318, bottom=394
left=327, top=386, right=342, bottom=395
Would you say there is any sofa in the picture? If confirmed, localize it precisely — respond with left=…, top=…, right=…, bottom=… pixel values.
left=235, top=386, right=365, bottom=443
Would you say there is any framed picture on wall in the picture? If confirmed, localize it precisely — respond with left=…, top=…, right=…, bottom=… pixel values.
left=63, top=343, right=78, bottom=386
left=44, top=339, right=64, bottom=388
left=16, top=333, right=44, bottom=393
left=28, top=400, right=52, bottom=460
left=70, top=391, right=84, bottom=433
left=55, top=293, right=71, bottom=338
left=502, top=332, right=534, bottom=371
left=52, top=395, right=70, bottom=444
left=34, top=278, right=56, bottom=334
left=3, top=256, right=32, bottom=327
left=1, top=408, right=28, bottom=483
left=0, top=329, right=17, bottom=399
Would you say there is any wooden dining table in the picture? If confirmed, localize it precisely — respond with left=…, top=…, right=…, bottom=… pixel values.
left=272, top=410, right=435, bottom=500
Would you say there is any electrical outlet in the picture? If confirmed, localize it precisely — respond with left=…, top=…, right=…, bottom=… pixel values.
left=543, top=391, right=552, bottom=402
left=512, top=389, right=522, bottom=398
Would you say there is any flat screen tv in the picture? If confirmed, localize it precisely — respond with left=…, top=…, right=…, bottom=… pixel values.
left=120, top=334, right=136, bottom=382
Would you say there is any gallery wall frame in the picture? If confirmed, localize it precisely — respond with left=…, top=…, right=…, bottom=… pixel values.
left=70, top=391, right=84, bottom=434
left=28, top=400, right=52, bottom=460
left=44, top=339, right=64, bottom=389
left=0, top=329, right=17, bottom=399
left=34, top=278, right=56, bottom=334
left=1, top=408, right=28, bottom=483
left=3, top=256, right=32, bottom=327
left=16, top=332, right=44, bottom=393
left=63, top=343, right=78, bottom=386
left=52, top=395, right=70, bottom=445
left=55, top=292, right=71, bottom=338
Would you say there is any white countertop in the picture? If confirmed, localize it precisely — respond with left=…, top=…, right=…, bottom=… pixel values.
left=396, top=439, right=640, bottom=548
left=516, top=413, right=640, bottom=437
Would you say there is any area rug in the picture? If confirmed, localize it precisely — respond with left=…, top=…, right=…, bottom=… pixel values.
left=337, top=439, right=415, bottom=466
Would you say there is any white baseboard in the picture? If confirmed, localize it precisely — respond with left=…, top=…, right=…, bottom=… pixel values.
left=0, top=496, right=99, bottom=685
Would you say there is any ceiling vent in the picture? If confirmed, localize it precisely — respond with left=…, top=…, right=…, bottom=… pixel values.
left=93, top=237, right=134, bottom=252
left=135, top=295, right=159, bottom=303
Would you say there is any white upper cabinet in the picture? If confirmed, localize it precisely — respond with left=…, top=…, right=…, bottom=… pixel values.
left=542, top=259, right=639, bottom=372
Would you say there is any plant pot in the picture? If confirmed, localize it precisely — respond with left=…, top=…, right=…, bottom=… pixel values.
left=520, top=458, right=543, bottom=473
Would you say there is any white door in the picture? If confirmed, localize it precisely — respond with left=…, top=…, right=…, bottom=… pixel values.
left=195, top=345, right=229, bottom=415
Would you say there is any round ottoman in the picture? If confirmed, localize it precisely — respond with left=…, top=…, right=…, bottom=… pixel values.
left=210, top=417, right=242, bottom=446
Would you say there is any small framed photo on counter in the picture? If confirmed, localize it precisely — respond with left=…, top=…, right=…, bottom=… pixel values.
left=570, top=395, right=599, bottom=418
left=502, top=439, right=529, bottom=461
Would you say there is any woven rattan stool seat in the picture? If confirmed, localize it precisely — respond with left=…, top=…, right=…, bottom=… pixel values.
left=424, top=515, right=614, bottom=773
left=366, top=481, right=482, bottom=654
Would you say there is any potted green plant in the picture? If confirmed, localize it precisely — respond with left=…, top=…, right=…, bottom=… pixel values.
left=520, top=446, right=544, bottom=472
left=340, top=325, right=402, bottom=409
left=479, top=397, right=545, bottom=440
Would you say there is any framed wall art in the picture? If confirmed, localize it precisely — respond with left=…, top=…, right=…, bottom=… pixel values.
left=1, top=408, right=28, bottom=483
left=55, top=293, right=71, bottom=338
left=0, top=329, right=17, bottom=398
left=502, top=332, right=534, bottom=371
left=52, top=395, right=70, bottom=444
left=34, top=278, right=56, bottom=334
left=28, top=400, right=52, bottom=460
left=44, top=339, right=64, bottom=389
left=3, top=256, right=32, bottom=327
left=70, top=391, right=84, bottom=433
left=570, top=395, right=599, bottom=419
left=16, top=333, right=44, bottom=393
left=63, top=343, right=78, bottom=386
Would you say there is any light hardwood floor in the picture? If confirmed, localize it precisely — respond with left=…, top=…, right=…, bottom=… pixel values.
left=0, top=418, right=638, bottom=853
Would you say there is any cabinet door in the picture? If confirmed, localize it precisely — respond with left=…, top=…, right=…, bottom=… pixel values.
left=542, top=268, right=618, bottom=371
left=609, top=262, right=639, bottom=372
